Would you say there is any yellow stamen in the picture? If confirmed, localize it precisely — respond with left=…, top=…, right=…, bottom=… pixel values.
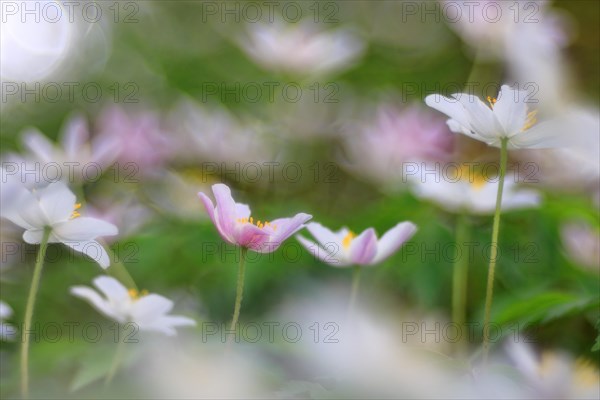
left=128, top=288, right=148, bottom=300
left=342, top=231, right=356, bottom=249
left=522, top=109, right=538, bottom=131
left=460, top=165, right=488, bottom=190
left=70, top=203, right=82, bottom=219
left=486, top=96, right=497, bottom=109
left=237, top=216, right=276, bottom=230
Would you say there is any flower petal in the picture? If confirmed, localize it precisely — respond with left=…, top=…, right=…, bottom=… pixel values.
left=305, top=222, right=339, bottom=247
left=296, top=234, right=348, bottom=267
left=70, top=285, right=125, bottom=323
left=425, top=94, right=472, bottom=131
left=456, top=94, right=502, bottom=138
left=62, top=240, right=111, bottom=268
left=269, top=212, right=312, bottom=246
left=234, top=223, right=270, bottom=250
left=61, top=115, right=90, bottom=160
left=371, top=222, right=418, bottom=265
left=212, top=184, right=238, bottom=241
left=52, top=217, right=118, bottom=241
left=493, top=85, right=528, bottom=136
left=22, top=128, right=55, bottom=163
left=37, top=182, right=76, bottom=223
left=93, top=276, right=131, bottom=303
left=349, top=228, right=378, bottom=265
left=130, top=294, right=174, bottom=324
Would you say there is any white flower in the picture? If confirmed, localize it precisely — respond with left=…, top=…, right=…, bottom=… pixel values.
left=425, top=84, right=561, bottom=149
left=506, top=340, right=600, bottom=399
left=411, top=172, right=541, bottom=214
left=297, top=222, right=417, bottom=267
left=70, top=276, right=196, bottom=336
left=0, top=300, right=16, bottom=341
left=21, top=114, right=118, bottom=184
left=0, top=180, right=118, bottom=268
left=238, top=20, right=365, bottom=76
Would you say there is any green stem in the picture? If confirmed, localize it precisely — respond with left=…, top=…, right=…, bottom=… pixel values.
left=229, top=248, right=247, bottom=335
left=347, top=266, right=362, bottom=316
left=104, top=336, right=126, bottom=387
left=452, top=214, right=470, bottom=356
left=482, top=138, right=509, bottom=364
left=21, top=227, right=51, bottom=398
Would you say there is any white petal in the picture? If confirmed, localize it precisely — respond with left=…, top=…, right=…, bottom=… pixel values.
left=0, top=301, right=13, bottom=319
left=93, top=276, right=131, bottom=303
left=235, top=203, right=251, bottom=219
left=22, top=128, right=55, bottom=162
left=372, top=222, right=418, bottom=265
left=493, top=85, right=528, bottom=135
left=456, top=94, right=502, bottom=138
left=425, top=94, right=472, bottom=130
left=22, top=229, right=44, bottom=244
left=70, top=285, right=124, bottom=323
left=141, top=315, right=196, bottom=336
left=62, top=240, right=112, bottom=268
left=296, top=235, right=348, bottom=267
left=37, top=182, right=76, bottom=223
left=305, top=222, right=339, bottom=247
left=1, top=187, right=46, bottom=229
left=130, top=294, right=174, bottom=325
left=61, top=114, right=90, bottom=159
left=52, top=217, right=118, bottom=241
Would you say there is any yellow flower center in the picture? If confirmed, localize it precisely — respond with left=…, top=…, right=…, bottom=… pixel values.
left=522, top=109, right=538, bottom=131
left=455, top=165, right=488, bottom=191
left=236, top=217, right=277, bottom=230
left=342, top=231, right=356, bottom=249
left=486, top=96, right=497, bottom=109
left=574, top=358, right=600, bottom=388
left=128, top=288, right=149, bottom=300
left=70, top=203, right=82, bottom=219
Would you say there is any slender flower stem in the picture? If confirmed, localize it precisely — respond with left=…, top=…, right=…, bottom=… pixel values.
left=347, top=266, right=362, bottom=317
left=482, top=138, right=509, bottom=364
left=229, top=248, right=247, bottom=335
left=104, top=336, right=126, bottom=387
left=452, top=214, right=470, bottom=356
left=21, top=227, right=51, bottom=398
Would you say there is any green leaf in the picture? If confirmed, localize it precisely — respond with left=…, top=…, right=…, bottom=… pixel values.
left=495, top=292, right=599, bottom=328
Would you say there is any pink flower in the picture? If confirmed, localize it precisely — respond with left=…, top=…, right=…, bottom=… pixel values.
left=297, top=222, right=417, bottom=267
left=198, top=184, right=311, bottom=253
left=97, top=106, right=171, bottom=176
left=342, top=103, right=454, bottom=186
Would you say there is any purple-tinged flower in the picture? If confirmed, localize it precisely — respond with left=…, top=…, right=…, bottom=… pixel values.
left=97, top=106, right=171, bottom=176
left=21, top=113, right=119, bottom=184
left=342, top=103, right=454, bottom=187
left=198, top=184, right=311, bottom=253
left=297, top=222, right=417, bottom=267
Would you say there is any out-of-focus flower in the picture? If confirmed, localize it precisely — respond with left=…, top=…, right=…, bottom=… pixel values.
left=168, top=98, right=275, bottom=166
left=86, top=193, right=153, bottom=242
left=411, top=172, right=541, bottom=214
left=297, top=221, right=416, bottom=267
left=134, top=338, right=268, bottom=398
left=505, top=340, right=600, bottom=399
left=445, top=1, right=564, bottom=58
left=0, top=301, right=16, bottom=341
left=0, top=181, right=118, bottom=268
left=198, top=183, right=311, bottom=253
left=20, top=114, right=119, bottom=184
left=238, top=19, right=365, bottom=76
left=561, top=220, right=600, bottom=272
left=70, top=276, right=196, bottom=336
left=97, top=106, right=171, bottom=177
left=425, top=84, right=560, bottom=149
left=512, top=107, right=600, bottom=196
left=342, top=103, right=454, bottom=186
